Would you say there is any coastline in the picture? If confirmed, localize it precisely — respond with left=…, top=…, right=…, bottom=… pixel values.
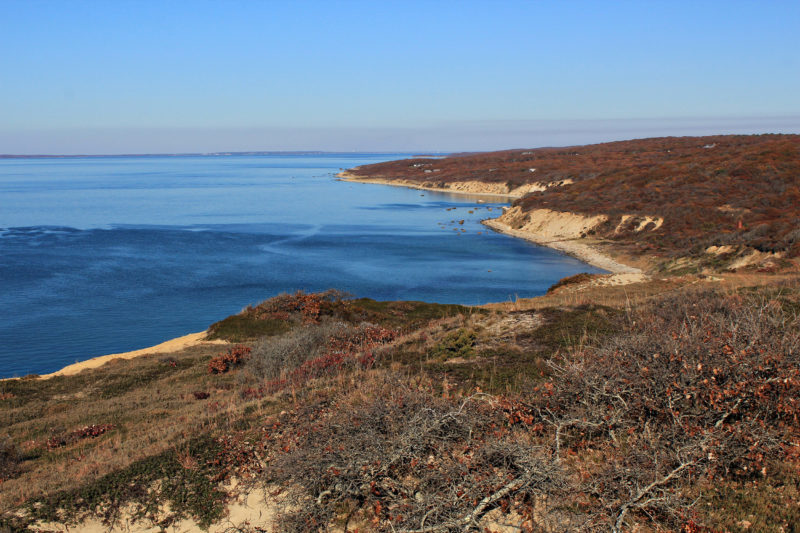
left=20, top=173, right=641, bottom=381
left=339, top=170, right=645, bottom=280
left=29, top=331, right=226, bottom=381
left=337, top=171, right=521, bottom=201
left=482, top=217, right=644, bottom=278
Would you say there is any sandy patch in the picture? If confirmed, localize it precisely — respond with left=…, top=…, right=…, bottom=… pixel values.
left=615, top=214, right=664, bottom=233
left=30, top=487, right=277, bottom=532
left=483, top=207, right=644, bottom=278
left=706, top=245, right=736, bottom=255
left=338, top=172, right=547, bottom=200
left=497, top=206, right=608, bottom=241
left=339, top=172, right=644, bottom=282
left=31, top=332, right=227, bottom=380
left=728, top=249, right=784, bottom=270
left=587, top=272, right=649, bottom=287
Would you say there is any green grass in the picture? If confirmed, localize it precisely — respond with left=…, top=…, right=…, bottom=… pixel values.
left=23, top=435, right=228, bottom=529
left=207, top=314, right=291, bottom=342
left=324, top=298, right=480, bottom=331
left=535, top=304, right=621, bottom=351
left=699, top=462, right=800, bottom=532
left=429, top=328, right=476, bottom=360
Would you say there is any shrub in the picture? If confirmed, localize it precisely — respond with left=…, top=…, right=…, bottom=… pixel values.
left=208, top=344, right=251, bottom=374
left=207, top=290, right=348, bottom=342
left=246, top=321, right=397, bottom=390
left=429, top=328, right=476, bottom=359
left=546, top=272, right=600, bottom=293
left=263, top=375, right=566, bottom=532
left=46, top=424, right=115, bottom=449
left=0, top=438, right=21, bottom=483
left=248, top=322, right=344, bottom=381
left=519, top=288, right=800, bottom=531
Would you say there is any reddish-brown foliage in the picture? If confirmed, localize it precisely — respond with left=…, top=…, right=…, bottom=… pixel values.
left=262, top=324, right=397, bottom=393
left=683, top=520, right=723, bottom=533
left=252, top=287, right=799, bottom=532
left=208, top=344, right=251, bottom=374
left=250, top=290, right=331, bottom=324
left=261, top=377, right=565, bottom=532
left=350, top=134, right=800, bottom=257
left=47, top=424, right=115, bottom=449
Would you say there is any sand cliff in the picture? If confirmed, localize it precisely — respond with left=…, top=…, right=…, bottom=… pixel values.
left=340, top=171, right=646, bottom=281
left=483, top=206, right=645, bottom=282
left=338, top=171, right=552, bottom=199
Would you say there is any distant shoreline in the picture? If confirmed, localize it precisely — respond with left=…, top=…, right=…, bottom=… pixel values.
left=337, top=171, right=520, bottom=201
left=338, top=170, right=643, bottom=278
left=0, top=151, right=440, bottom=160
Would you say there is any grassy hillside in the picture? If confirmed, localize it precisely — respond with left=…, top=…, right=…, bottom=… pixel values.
left=1, top=281, right=798, bottom=532
left=348, top=135, right=800, bottom=263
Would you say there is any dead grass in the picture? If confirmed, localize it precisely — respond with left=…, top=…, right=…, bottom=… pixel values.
left=0, top=341, right=285, bottom=515
left=2, top=282, right=799, bottom=531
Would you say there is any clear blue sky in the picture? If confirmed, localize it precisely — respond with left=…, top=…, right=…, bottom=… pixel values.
left=2, top=0, right=799, bottom=153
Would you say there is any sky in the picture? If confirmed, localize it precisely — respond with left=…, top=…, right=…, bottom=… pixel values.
left=1, top=0, right=799, bottom=154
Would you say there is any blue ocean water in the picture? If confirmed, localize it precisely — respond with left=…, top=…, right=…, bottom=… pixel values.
left=0, top=154, right=604, bottom=377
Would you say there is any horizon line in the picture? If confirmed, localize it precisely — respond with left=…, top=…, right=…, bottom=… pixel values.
left=2, top=130, right=798, bottom=159
left=0, top=150, right=451, bottom=160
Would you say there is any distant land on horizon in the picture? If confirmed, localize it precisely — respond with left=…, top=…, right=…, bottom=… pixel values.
left=0, top=150, right=441, bottom=159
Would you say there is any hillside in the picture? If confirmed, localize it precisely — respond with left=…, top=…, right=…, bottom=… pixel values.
left=2, top=279, right=799, bottom=532
left=345, top=134, right=800, bottom=271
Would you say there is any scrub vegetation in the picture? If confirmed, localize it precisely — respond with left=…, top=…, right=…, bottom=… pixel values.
left=350, top=134, right=800, bottom=263
left=1, top=281, right=798, bottom=532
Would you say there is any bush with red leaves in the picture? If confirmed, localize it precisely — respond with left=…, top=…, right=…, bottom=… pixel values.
left=208, top=344, right=251, bottom=374
left=47, top=424, right=115, bottom=449
left=249, top=290, right=345, bottom=324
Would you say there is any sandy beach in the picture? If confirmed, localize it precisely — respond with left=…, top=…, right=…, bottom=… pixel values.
left=341, top=171, right=645, bottom=282
left=482, top=218, right=643, bottom=275
left=337, top=171, right=522, bottom=201
left=33, top=331, right=227, bottom=380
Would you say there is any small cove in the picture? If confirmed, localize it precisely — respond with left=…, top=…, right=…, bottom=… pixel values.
left=0, top=153, right=605, bottom=377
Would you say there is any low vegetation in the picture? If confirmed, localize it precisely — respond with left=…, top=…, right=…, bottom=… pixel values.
left=350, top=134, right=800, bottom=263
left=545, top=272, right=603, bottom=294
left=208, top=289, right=474, bottom=342
left=1, top=283, right=797, bottom=532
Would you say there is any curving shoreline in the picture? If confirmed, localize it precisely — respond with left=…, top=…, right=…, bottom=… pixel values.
left=19, top=173, right=643, bottom=381
left=481, top=217, right=643, bottom=276
left=340, top=171, right=645, bottom=278
left=7, top=331, right=227, bottom=381
left=337, top=171, right=522, bottom=201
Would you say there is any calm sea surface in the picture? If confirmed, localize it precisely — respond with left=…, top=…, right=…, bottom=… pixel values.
left=0, top=153, right=604, bottom=377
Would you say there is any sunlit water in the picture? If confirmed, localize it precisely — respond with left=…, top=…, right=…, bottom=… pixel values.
left=0, top=154, right=604, bottom=377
